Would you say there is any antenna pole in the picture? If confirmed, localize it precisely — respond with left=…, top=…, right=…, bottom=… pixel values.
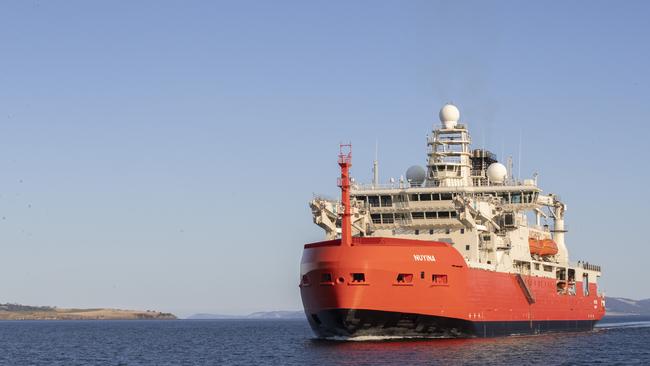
left=518, top=130, right=522, bottom=182
left=338, top=144, right=353, bottom=246
left=372, top=140, right=379, bottom=187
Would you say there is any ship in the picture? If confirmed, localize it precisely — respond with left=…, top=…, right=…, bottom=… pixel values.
left=299, top=103, right=605, bottom=338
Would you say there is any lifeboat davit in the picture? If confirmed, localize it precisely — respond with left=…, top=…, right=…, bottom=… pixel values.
left=528, top=238, right=558, bottom=256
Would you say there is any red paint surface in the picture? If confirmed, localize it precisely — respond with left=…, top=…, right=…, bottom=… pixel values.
left=337, top=144, right=352, bottom=247
left=300, top=237, right=605, bottom=322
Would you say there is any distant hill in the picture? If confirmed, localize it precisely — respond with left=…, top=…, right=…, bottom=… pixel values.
left=188, top=300, right=650, bottom=319
left=606, top=297, right=650, bottom=315
left=187, top=310, right=304, bottom=320
left=187, top=313, right=240, bottom=320
left=246, top=311, right=304, bottom=319
left=0, top=303, right=176, bottom=320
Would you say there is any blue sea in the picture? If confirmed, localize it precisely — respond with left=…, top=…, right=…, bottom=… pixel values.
left=0, top=316, right=648, bottom=365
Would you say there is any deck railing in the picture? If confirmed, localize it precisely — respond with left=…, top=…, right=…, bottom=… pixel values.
left=575, top=261, right=601, bottom=272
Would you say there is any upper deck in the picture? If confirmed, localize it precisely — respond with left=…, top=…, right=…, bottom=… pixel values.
left=309, top=103, right=602, bottom=286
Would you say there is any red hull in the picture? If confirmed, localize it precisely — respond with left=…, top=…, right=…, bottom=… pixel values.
left=299, top=237, right=605, bottom=337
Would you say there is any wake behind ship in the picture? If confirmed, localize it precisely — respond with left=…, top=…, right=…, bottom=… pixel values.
left=299, top=103, right=605, bottom=338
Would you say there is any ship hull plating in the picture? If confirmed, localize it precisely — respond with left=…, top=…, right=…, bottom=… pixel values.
left=300, top=237, right=605, bottom=339
left=308, top=309, right=597, bottom=338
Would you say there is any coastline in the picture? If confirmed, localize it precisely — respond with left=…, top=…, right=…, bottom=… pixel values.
left=0, top=304, right=176, bottom=320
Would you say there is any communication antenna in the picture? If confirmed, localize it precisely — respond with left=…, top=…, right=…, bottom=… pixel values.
left=481, top=124, right=486, bottom=154
left=500, top=138, right=504, bottom=163
left=372, top=140, right=379, bottom=187
left=507, top=156, right=514, bottom=184
left=518, top=129, right=522, bottom=182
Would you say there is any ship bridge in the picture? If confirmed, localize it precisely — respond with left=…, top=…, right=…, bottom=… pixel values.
left=310, top=103, right=600, bottom=293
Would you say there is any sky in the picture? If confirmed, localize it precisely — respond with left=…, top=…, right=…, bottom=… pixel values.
left=1, top=1, right=649, bottom=317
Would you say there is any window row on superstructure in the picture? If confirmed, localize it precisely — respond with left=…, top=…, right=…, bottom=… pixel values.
left=370, top=211, right=458, bottom=224
left=353, top=190, right=538, bottom=208
left=353, top=193, right=455, bottom=207
left=410, top=193, right=453, bottom=201
left=472, top=191, right=539, bottom=205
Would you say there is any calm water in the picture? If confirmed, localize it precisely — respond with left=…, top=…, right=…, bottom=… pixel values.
left=0, top=317, right=648, bottom=365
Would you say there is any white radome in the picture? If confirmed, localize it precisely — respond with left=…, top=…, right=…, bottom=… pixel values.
left=487, top=163, right=507, bottom=184
left=439, top=104, right=460, bottom=129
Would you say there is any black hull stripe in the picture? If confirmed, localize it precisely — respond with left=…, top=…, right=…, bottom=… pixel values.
left=308, top=309, right=598, bottom=338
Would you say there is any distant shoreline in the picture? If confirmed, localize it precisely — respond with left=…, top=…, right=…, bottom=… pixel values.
left=187, top=310, right=304, bottom=320
left=0, top=303, right=176, bottom=320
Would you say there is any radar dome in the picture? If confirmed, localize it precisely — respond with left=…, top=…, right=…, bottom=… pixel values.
left=406, top=165, right=426, bottom=186
left=487, top=163, right=507, bottom=184
left=439, top=103, right=460, bottom=129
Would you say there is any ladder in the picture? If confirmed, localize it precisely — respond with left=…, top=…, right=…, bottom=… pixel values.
left=516, top=273, right=536, bottom=304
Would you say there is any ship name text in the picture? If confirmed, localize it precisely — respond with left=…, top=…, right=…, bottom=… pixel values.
left=413, top=254, right=436, bottom=262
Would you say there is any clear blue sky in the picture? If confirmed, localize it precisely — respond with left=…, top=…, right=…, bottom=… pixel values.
left=1, top=1, right=649, bottom=317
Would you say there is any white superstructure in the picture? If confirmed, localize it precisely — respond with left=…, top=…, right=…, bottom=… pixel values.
left=311, top=103, right=602, bottom=297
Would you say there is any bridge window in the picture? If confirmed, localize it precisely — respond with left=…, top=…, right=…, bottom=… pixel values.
left=381, top=214, right=394, bottom=224
left=440, top=193, right=452, bottom=200
left=523, top=193, right=532, bottom=203
left=425, top=212, right=436, bottom=219
left=380, top=195, right=393, bottom=207
left=412, top=212, right=425, bottom=220
left=368, top=196, right=380, bottom=207
left=410, top=194, right=419, bottom=201
left=371, top=214, right=381, bottom=224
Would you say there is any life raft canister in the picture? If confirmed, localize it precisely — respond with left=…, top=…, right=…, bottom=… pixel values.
left=528, top=238, right=559, bottom=256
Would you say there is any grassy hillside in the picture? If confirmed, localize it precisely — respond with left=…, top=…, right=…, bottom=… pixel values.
left=0, top=303, right=176, bottom=320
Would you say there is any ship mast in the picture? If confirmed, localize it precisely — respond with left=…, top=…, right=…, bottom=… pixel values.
left=338, top=144, right=353, bottom=246
left=427, top=104, right=472, bottom=187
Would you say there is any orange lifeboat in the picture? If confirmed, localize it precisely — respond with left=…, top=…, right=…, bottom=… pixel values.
left=528, top=238, right=559, bottom=256
left=540, top=239, right=559, bottom=256
left=528, top=238, right=542, bottom=255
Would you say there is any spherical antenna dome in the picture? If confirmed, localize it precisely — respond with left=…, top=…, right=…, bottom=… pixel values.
left=439, top=103, right=460, bottom=128
left=487, top=163, right=507, bottom=184
left=405, top=165, right=426, bottom=187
